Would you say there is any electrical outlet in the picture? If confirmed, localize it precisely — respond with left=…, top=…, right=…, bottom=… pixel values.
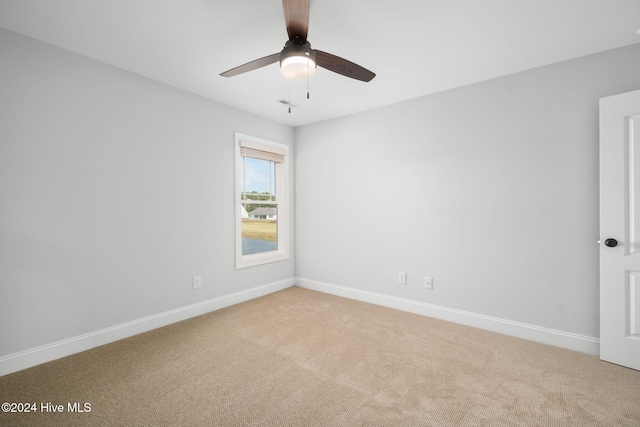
left=193, top=275, right=202, bottom=289
left=398, top=272, right=407, bottom=285
left=424, top=277, right=433, bottom=289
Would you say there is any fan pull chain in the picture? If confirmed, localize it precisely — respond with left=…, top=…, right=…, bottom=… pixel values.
left=288, top=79, right=291, bottom=113
left=307, top=59, right=310, bottom=99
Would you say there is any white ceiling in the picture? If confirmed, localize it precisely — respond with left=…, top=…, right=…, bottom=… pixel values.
left=1, top=0, right=639, bottom=127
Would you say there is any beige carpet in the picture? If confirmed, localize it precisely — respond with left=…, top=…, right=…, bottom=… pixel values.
left=1, top=286, right=639, bottom=426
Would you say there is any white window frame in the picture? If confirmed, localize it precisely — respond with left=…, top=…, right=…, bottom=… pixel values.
left=235, top=132, right=289, bottom=269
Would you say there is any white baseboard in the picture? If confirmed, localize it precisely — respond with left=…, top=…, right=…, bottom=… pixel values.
left=0, top=277, right=295, bottom=377
left=296, top=277, right=600, bottom=356
left=2, top=276, right=599, bottom=377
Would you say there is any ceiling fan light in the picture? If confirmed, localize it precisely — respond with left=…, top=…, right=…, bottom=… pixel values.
left=281, top=55, right=316, bottom=79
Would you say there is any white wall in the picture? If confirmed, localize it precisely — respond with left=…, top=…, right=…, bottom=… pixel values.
left=0, top=28, right=294, bottom=360
left=295, top=43, right=640, bottom=342
left=2, top=23, right=640, bottom=370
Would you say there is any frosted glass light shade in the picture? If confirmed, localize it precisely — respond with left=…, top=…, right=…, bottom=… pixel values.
left=281, top=56, right=316, bottom=79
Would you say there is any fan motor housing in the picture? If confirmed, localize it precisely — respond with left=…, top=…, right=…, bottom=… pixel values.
left=280, top=41, right=317, bottom=66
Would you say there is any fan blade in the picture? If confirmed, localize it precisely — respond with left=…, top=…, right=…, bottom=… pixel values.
left=220, top=53, right=280, bottom=77
left=282, top=0, right=309, bottom=44
left=315, top=50, right=376, bottom=82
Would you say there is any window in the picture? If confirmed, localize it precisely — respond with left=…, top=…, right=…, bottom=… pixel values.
left=235, top=133, right=289, bottom=269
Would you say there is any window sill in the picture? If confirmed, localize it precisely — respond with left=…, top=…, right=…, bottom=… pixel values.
left=235, top=250, right=290, bottom=269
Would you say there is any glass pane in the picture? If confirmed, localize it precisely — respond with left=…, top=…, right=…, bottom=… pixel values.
left=241, top=204, right=278, bottom=255
left=241, top=157, right=276, bottom=202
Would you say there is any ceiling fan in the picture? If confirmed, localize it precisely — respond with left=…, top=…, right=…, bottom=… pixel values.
left=220, top=0, right=375, bottom=82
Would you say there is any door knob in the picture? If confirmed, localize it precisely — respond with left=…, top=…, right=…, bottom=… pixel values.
left=604, top=238, right=618, bottom=247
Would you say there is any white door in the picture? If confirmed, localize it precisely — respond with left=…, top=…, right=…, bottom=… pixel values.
left=600, top=89, right=640, bottom=371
